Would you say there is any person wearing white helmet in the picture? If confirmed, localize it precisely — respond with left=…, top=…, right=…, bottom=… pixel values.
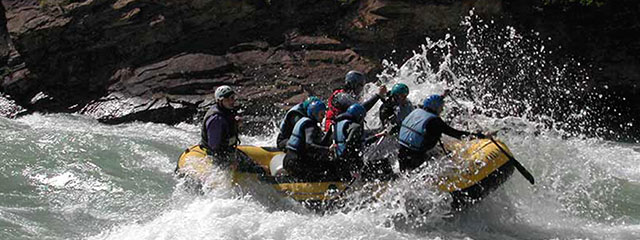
left=200, top=85, right=242, bottom=162
left=324, top=70, right=387, bottom=132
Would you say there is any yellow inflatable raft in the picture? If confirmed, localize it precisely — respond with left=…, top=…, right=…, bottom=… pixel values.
left=176, top=139, right=515, bottom=210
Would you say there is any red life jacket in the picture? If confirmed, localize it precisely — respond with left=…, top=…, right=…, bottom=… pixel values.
left=325, top=88, right=345, bottom=132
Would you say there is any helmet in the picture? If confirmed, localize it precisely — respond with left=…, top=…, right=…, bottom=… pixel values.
left=215, top=85, right=235, bottom=101
left=302, top=96, right=321, bottom=110
left=306, top=100, right=327, bottom=121
left=390, top=83, right=409, bottom=96
left=344, top=70, right=366, bottom=91
left=333, top=92, right=357, bottom=111
left=422, top=94, right=444, bottom=114
left=346, top=103, right=366, bottom=122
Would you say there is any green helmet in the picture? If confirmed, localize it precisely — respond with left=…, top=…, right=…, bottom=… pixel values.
left=302, top=96, right=321, bottom=110
left=390, top=83, right=409, bottom=96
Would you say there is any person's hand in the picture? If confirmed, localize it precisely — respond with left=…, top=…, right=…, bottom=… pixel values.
left=378, top=85, right=388, bottom=97
left=485, top=130, right=497, bottom=138
left=329, top=143, right=337, bottom=154
left=475, top=130, right=496, bottom=139
left=441, top=89, right=451, bottom=98
left=374, top=129, right=388, bottom=138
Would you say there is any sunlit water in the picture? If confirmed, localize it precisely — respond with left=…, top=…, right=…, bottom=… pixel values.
left=2, top=12, right=639, bottom=240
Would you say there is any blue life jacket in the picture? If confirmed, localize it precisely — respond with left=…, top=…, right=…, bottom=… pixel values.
left=334, top=114, right=366, bottom=158
left=334, top=119, right=352, bottom=157
left=398, top=108, right=437, bottom=152
left=278, top=104, right=305, bottom=140
left=395, top=101, right=414, bottom=125
left=286, top=117, right=313, bottom=152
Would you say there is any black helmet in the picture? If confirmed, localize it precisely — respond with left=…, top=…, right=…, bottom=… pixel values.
left=344, top=70, right=366, bottom=91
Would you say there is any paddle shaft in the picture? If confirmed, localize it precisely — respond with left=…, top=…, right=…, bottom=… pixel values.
left=447, top=95, right=535, bottom=185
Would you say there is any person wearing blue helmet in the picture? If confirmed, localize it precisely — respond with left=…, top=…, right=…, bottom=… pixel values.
left=379, top=83, right=414, bottom=135
left=276, top=96, right=321, bottom=150
left=284, top=100, right=335, bottom=179
left=331, top=103, right=374, bottom=179
left=396, top=93, right=486, bottom=171
left=325, top=70, right=387, bottom=132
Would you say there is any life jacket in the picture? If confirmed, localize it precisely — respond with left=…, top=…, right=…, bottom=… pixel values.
left=325, top=88, right=346, bottom=132
left=200, top=103, right=238, bottom=153
left=395, top=101, right=415, bottom=126
left=277, top=103, right=306, bottom=143
left=286, top=117, right=314, bottom=152
left=380, top=98, right=414, bottom=127
left=333, top=114, right=364, bottom=158
left=398, top=108, right=437, bottom=152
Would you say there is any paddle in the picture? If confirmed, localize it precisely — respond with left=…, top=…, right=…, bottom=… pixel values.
left=327, top=125, right=390, bottom=207
left=446, top=94, right=535, bottom=185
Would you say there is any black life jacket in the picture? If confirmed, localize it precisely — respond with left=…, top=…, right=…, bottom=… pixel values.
left=200, top=103, right=238, bottom=154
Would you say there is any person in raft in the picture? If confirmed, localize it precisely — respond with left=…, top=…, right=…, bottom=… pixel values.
left=332, top=103, right=373, bottom=179
left=275, top=96, right=321, bottom=150
left=325, top=70, right=387, bottom=132
left=378, top=83, right=415, bottom=135
left=200, top=85, right=242, bottom=165
left=396, top=93, right=488, bottom=172
left=283, top=100, right=335, bottom=180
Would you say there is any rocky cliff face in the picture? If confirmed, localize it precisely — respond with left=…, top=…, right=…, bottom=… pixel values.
left=0, top=0, right=637, bottom=139
left=0, top=0, right=497, bottom=122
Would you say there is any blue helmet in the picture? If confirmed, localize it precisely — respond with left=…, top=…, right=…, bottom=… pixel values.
left=346, top=103, right=366, bottom=122
left=345, top=70, right=366, bottom=91
left=302, top=96, right=320, bottom=111
left=307, top=100, right=327, bottom=121
left=422, top=94, right=444, bottom=114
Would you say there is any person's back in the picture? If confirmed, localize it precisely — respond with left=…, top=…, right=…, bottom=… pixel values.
left=276, top=96, right=320, bottom=150
left=397, top=94, right=482, bottom=171
left=284, top=101, right=333, bottom=179
left=333, top=104, right=367, bottom=178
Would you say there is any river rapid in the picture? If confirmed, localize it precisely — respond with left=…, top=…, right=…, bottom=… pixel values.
left=1, top=13, right=639, bottom=240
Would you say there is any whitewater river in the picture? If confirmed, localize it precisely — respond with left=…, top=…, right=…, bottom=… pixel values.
left=2, top=16, right=639, bottom=240
left=1, top=111, right=639, bottom=240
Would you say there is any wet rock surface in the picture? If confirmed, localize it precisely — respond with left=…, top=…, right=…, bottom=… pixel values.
left=0, top=0, right=638, bottom=139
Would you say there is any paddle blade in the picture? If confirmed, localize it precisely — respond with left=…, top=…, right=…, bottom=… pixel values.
left=512, top=159, right=535, bottom=185
left=489, top=138, right=535, bottom=185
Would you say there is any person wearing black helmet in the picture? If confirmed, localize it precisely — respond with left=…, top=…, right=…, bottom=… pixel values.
left=284, top=100, right=335, bottom=180
left=397, top=93, right=486, bottom=171
left=325, top=70, right=387, bottom=132
left=276, top=96, right=321, bottom=150
left=379, top=83, right=414, bottom=135
left=200, top=85, right=242, bottom=164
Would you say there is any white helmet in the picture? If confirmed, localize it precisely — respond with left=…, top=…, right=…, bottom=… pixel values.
left=215, top=85, right=235, bottom=101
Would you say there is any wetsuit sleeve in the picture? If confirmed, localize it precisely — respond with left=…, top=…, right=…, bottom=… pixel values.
left=304, top=124, right=330, bottom=151
left=361, top=94, right=381, bottom=111
left=345, top=123, right=363, bottom=148
left=364, top=134, right=380, bottom=145
left=320, top=126, right=333, bottom=146
left=378, top=100, right=395, bottom=126
left=206, top=115, right=227, bottom=151
left=432, top=117, right=472, bottom=139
